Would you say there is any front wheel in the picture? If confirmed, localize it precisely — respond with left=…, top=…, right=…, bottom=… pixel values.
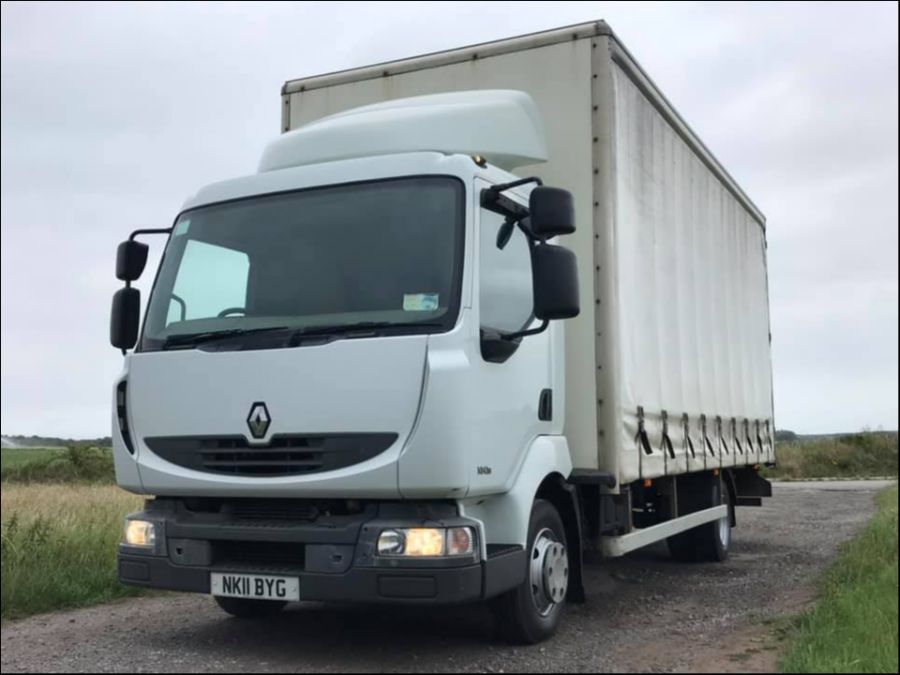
left=491, top=499, right=569, bottom=644
left=214, top=595, right=287, bottom=618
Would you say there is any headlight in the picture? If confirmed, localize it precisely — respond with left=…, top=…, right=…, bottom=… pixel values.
left=405, top=528, right=445, bottom=557
left=376, top=527, right=476, bottom=558
left=124, top=519, right=156, bottom=547
left=377, top=529, right=406, bottom=556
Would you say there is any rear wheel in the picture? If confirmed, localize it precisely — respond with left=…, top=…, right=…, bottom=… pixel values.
left=667, top=472, right=732, bottom=562
left=214, top=596, right=287, bottom=618
left=492, top=499, right=569, bottom=644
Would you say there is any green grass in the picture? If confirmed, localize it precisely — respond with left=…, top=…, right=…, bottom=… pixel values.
left=0, top=445, right=115, bottom=484
left=780, top=484, right=899, bottom=673
left=0, top=447, right=62, bottom=470
left=766, top=433, right=898, bottom=480
left=1, top=484, right=145, bottom=621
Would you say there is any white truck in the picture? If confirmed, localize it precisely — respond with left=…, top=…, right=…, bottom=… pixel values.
left=110, top=21, right=775, bottom=643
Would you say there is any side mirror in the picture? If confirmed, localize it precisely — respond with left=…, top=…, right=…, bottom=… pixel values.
left=110, top=287, right=141, bottom=350
left=116, top=240, right=149, bottom=281
left=532, top=244, right=579, bottom=320
left=529, top=187, right=575, bottom=240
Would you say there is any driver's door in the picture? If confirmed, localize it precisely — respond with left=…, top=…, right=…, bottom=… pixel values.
left=465, top=179, right=555, bottom=496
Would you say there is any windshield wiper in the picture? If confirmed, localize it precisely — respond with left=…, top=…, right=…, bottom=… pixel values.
left=160, top=326, right=291, bottom=350
left=287, top=321, right=444, bottom=346
left=159, top=321, right=444, bottom=351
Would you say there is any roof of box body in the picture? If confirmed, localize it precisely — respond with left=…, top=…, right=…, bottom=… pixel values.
left=281, top=20, right=765, bottom=227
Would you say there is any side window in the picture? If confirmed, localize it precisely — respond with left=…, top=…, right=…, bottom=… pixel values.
left=167, top=240, right=249, bottom=325
left=479, top=209, right=534, bottom=334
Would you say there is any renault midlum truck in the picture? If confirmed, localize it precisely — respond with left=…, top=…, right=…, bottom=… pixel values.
left=110, top=21, right=775, bottom=643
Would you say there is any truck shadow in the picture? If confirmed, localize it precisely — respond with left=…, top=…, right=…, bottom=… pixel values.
left=158, top=601, right=500, bottom=666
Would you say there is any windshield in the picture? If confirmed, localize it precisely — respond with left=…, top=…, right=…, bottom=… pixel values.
left=140, top=176, right=464, bottom=351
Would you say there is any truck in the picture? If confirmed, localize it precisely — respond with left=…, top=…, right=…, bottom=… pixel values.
left=110, top=20, right=775, bottom=644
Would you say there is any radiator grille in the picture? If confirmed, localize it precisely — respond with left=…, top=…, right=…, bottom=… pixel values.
left=145, top=433, right=396, bottom=477
left=230, top=500, right=320, bottom=522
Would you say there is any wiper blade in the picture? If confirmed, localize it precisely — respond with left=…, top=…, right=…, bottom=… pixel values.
left=161, top=326, right=291, bottom=350
left=287, top=321, right=444, bottom=346
left=160, top=321, right=444, bottom=350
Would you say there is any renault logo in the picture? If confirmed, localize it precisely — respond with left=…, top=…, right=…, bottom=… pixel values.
left=246, top=402, right=271, bottom=439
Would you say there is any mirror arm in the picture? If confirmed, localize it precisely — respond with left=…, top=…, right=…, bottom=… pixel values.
left=128, top=227, right=172, bottom=241
left=484, top=176, right=543, bottom=196
left=480, top=176, right=543, bottom=222
left=501, top=319, right=549, bottom=342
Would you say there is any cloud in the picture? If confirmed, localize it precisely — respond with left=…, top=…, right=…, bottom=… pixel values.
left=2, top=1, right=897, bottom=435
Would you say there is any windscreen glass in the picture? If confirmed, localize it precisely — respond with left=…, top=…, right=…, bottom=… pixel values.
left=140, top=176, right=464, bottom=351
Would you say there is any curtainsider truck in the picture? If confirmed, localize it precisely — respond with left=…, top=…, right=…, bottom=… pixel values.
left=110, top=21, right=775, bottom=643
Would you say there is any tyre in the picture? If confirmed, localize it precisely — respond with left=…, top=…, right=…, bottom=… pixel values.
left=492, top=499, right=569, bottom=644
left=214, top=595, right=287, bottom=618
left=667, top=472, right=732, bottom=563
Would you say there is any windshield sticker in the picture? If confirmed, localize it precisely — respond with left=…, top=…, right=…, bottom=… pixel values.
left=403, top=293, right=439, bottom=312
left=173, top=219, right=191, bottom=237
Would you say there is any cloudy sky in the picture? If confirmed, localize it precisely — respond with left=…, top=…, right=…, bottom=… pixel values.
left=1, top=1, right=897, bottom=437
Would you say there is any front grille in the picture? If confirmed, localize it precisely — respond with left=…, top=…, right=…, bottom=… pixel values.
left=144, top=433, right=397, bottom=477
left=230, top=500, right=319, bottom=522
left=212, top=540, right=305, bottom=570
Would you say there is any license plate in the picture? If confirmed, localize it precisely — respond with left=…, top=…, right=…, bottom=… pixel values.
left=211, top=572, right=300, bottom=601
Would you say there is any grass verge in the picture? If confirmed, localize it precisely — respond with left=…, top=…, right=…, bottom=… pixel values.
left=780, top=484, right=899, bottom=673
left=1, top=445, right=115, bottom=483
left=766, top=433, right=898, bottom=480
left=1, top=484, right=145, bottom=621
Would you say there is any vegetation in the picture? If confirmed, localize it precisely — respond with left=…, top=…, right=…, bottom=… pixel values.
left=1, top=484, right=145, bottom=620
left=1, top=445, right=115, bottom=483
left=0, top=447, right=62, bottom=470
left=1, top=434, right=112, bottom=448
left=766, top=432, right=898, bottom=480
left=780, top=484, right=899, bottom=673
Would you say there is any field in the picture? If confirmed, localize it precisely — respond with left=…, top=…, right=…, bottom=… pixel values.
left=765, top=432, right=897, bottom=480
left=781, top=484, right=899, bottom=673
left=1, top=484, right=144, bottom=621
left=0, top=447, right=62, bottom=470
left=1, top=446, right=115, bottom=483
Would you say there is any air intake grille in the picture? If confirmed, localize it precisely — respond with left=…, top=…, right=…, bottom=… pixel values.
left=144, top=433, right=397, bottom=477
left=230, top=500, right=320, bottom=522
left=212, top=540, right=305, bottom=570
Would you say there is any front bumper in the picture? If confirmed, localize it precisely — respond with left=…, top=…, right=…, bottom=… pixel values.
left=118, top=498, right=524, bottom=605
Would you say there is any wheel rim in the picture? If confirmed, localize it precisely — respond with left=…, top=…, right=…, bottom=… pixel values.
left=718, top=512, right=731, bottom=547
left=530, top=528, right=568, bottom=617
left=717, top=487, right=731, bottom=548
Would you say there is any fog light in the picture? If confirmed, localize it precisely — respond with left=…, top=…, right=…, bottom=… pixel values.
left=447, top=527, right=474, bottom=556
left=124, top=519, right=156, bottom=548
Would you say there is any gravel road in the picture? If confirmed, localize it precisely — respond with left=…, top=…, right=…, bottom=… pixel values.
left=1, top=480, right=892, bottom=673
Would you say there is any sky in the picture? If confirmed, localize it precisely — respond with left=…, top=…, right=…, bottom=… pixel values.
left=1, top=1, right=897, bottom=437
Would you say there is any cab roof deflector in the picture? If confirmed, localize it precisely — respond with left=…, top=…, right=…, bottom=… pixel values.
left=257, top=90, right=548, bottom=173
